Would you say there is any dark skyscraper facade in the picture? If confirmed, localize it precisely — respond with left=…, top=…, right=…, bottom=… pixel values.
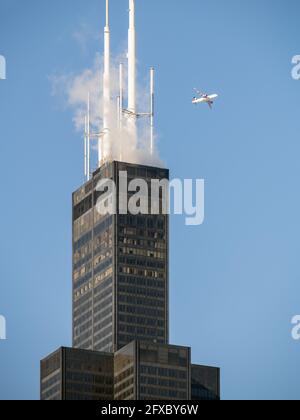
left=72, top=161, right=169, bottom=353
left=114, top=341, right=191, bottom=400
left=41, top=347, right=114, bottom=401
left=191, top=365, right=221, bottom=401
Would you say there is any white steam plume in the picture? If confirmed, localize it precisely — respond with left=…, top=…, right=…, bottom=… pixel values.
left=51, top=52, right=163, bottom=168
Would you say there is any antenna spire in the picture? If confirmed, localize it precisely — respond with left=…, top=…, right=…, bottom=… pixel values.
left=128, top=0, right=137, bottom=143
left=150, top=67, right=155, bottom=156
left=86, top=93, right=91, bottom=181
left=101, top=0, right=111, bottom=166
left=106, top=0, right=109, bottom=27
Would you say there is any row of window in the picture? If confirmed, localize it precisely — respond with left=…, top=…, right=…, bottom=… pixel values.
left=119, top=215, right=165, bottom=230
left=140, top=365, right=187, bottom=380
left=118, top=324, right=165, bottom=337
left=66, top=372, right=113, bottom=386
left=116, top=164, right=168, bottom=179
left=119, top=266, right=165, bottom=279
left=140, top=376, right=187, bottom=390
left=119, top=256, right=165, bottom=270
left=118, top=295, right=166, bottom=308
left=118, top=335, right=165, bottom=348
left=118, top=315, right=165, bottom=328
left=66, top=383, right=113, bottom=396
left=140, top=387, right=187, bottom=400
left=139, top=347, right=188, bottom=367
left=119, top=224, right=166, bottom=236
left=119, top=275, right=166, bottom=290
left=118, top=304, right=165, bottom=318
left=119, top=237, right=165, bottom=249
left=118, top=285, right=165, bottom=299
left=119, top=247, right=165, bottom=260
left=65, top=392, right=108, bottom=400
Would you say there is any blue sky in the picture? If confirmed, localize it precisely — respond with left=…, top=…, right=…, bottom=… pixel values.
left=1, top=0, right=300, bottom=400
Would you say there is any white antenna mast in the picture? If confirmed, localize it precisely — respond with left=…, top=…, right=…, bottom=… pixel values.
left=150, top=67, right=155, bottom=156
left=102, top=0, right=111, bottom=165
left=125, top=1, right=155, bottom=157
left=87, top=93, right=91, bottom=181
left=127, top=0, right=137, bottom=143
left=84, top=116, right=87, bottom=179
left=119, top=63, right=124, bottom=161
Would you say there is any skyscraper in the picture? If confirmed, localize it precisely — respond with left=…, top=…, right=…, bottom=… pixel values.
left=40, top=0, right=221, bottom=401
left=41, top=159, right=220, bottom=401
left=72, top=161, right=169, bottom=353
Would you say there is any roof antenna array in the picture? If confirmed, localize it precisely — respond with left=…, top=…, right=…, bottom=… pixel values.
left=83, top=0, right=156, bottom=181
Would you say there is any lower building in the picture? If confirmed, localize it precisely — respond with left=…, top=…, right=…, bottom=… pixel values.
left=191, top=364, right=220, bottom=401
left=41, top=343, right=220, bottom=401
left=114, top=341, right=191, bottom=400
left=40, top=347, right=114, bottom=401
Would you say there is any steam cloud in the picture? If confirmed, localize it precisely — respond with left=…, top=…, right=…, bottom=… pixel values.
left=51, top=51, right=163, bottom=168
